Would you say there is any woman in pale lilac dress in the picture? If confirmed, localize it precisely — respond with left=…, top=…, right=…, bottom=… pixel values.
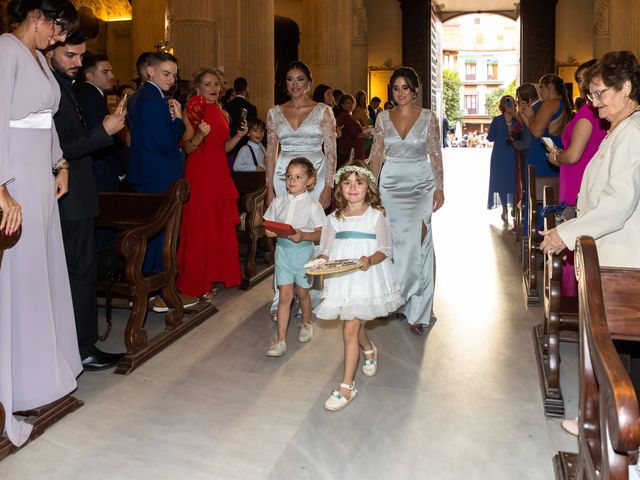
left=546, top=60, right=609, bottom=296
left=369, top=66, right=444, bottom=336
left=0, top=0, right=82, bottom=447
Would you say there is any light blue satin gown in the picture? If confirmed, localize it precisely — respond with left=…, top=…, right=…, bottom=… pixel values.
left=371, top=109, right=444, bottom=326
left=265, top=102, right=337, bottom=313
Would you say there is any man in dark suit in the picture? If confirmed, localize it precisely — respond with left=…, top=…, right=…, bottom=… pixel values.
left=75, top=54, right=125, bottom=193
left=226, top=77, right=257, bottom=154
left=48, top=31, right=126, bottom=370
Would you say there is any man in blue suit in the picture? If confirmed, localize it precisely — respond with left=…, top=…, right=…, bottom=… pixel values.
left=128, top=52, right=185, bottom=194
left=127, top=52, right=198, bottom=311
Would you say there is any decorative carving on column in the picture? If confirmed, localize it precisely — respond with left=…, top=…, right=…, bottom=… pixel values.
left=593, top=0, right=610, bottom=57
left=71, top=0, right=132, bottom=21
left=353, top=0, right=367, bottom=46
left=351, top=0, right=368, bottom=93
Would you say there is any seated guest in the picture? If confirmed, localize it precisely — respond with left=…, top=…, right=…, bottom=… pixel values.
left=335, top=94, right=365, bottom=167
left=540, top=51, right=640, bottom=269
left=233, top=117, right=266, bottom=172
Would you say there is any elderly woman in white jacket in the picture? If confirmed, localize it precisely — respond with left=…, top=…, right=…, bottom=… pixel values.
left=540, top=51, right=640, bottom=267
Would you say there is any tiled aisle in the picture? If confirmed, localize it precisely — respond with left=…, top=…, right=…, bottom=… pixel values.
left=0, top=148, right=578, bottom=479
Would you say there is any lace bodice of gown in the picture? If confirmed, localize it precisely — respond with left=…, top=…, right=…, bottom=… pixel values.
left=369, top=108, right=444, bottom=190
left=265, top=102, right=337, bottom=187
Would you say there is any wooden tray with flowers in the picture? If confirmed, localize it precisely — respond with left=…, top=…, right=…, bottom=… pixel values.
left=304, top=258, right=364, bottom=276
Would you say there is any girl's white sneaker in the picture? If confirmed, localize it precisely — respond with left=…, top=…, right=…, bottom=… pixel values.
left=324, top=383, right=357, bottom=411
left=361, top=342, right=378, bottom=376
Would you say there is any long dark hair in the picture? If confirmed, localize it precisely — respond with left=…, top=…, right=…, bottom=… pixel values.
left=539, top=73, right=573, bottom=121
left=8, top=0, right=78, bottom=34
left=312, top=84, right=332, bottom=103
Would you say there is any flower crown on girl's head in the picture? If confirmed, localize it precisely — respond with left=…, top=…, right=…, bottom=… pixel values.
left=333, top=165, right=377, bottom=185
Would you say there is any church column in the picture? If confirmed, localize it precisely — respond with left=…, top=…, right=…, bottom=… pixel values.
left=351, top=0, right=368, bottom=95
left=167, top=0, right=217, bottom=80
left=301, top=0, right=339, bottom=89
left=131, top=0, right=167, bottom=78
left=239, top=0, right=274, bottom=118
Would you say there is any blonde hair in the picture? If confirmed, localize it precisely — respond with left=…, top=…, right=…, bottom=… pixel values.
left=286, top=157, right=317, bottom=191
left=333, top=160, right=384, bottom=220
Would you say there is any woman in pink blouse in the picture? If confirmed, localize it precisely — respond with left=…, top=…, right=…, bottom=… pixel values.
left=547, top=60, right=609, bottom=295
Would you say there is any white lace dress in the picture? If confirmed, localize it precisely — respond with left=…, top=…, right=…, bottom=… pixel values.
left=314, top=207, right=404, bottom=321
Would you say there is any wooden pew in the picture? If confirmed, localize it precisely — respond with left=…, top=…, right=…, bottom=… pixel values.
left=514, top=152, right=525, bottom=242
left=533, top=185, right=579, bottom=417
left=554, top=236, right=640, bottom=480
left=96, top=179, right=217, bottom=375
left=0, top=215, right=83, bottom=460
left=522, top=165, right=560, bottom=305
left=231, top=172, right=274, bottom=290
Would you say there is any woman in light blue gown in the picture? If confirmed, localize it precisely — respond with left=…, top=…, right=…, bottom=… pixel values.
left=369, top=67, right=444, bottom=335
left=265, top=61, right=337, bottom=320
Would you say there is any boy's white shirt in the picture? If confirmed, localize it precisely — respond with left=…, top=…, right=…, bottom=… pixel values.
left=263, top=191, right=326, bottom=232
left=233, top=141, right=266, bottom=171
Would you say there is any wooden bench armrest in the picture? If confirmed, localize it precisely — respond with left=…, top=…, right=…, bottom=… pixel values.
left=576, top=236, right=640, bottom=453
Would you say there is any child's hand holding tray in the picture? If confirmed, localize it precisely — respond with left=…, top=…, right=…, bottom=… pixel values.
left=304, top=258, right=364, bottom=276
left=263, top=219, right=297, bottom=238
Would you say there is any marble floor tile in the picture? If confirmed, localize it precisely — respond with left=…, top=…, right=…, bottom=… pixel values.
left=0, top=148, right=580, bottom=479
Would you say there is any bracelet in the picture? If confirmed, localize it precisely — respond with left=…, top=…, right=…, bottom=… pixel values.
left=52, top=159, right=69, bottom=175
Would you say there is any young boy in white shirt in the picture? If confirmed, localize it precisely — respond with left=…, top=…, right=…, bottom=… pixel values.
left=233, top=117, right=266, bottom=172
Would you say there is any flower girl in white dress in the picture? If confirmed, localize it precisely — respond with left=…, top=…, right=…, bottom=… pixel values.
left=314, top=160, right=404, bottom=411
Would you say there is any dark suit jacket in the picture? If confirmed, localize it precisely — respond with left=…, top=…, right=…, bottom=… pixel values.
left=75, top=82, right=124, bottom=192
left=53, top=71, right=113, bottom=221
left=127, top=82, right=185, bottom=192
left=226, top=95, right=257, bottom=137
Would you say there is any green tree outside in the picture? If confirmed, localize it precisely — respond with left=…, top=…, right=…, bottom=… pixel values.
left=485, top=79, right=517, bottom=117
left=442, top=69, right=463, bottom=126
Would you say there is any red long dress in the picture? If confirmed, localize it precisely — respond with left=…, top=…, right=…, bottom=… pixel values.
left=177, top=97, right=242, bottom=295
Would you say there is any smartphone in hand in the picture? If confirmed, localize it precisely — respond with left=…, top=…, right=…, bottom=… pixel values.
left=504, top=97, right=514, bottom=109
left=239, top=108, right=248, bottom=131
left=541, top=136, right=556, bottom=153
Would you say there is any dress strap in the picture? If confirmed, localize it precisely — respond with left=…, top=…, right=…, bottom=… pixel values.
left=335, top=231, right=376, bottom=240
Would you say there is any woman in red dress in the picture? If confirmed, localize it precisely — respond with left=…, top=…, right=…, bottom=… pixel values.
left=177, top=68, right=247, bottom=297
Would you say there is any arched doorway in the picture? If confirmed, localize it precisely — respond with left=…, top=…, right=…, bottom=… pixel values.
left=398, top=0, right=558, bottom=110
left=274, top=16, right=300, bottom=105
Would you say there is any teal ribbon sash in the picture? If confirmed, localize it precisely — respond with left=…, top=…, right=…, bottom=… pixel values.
left=335, top=231, right=376, bottom=240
